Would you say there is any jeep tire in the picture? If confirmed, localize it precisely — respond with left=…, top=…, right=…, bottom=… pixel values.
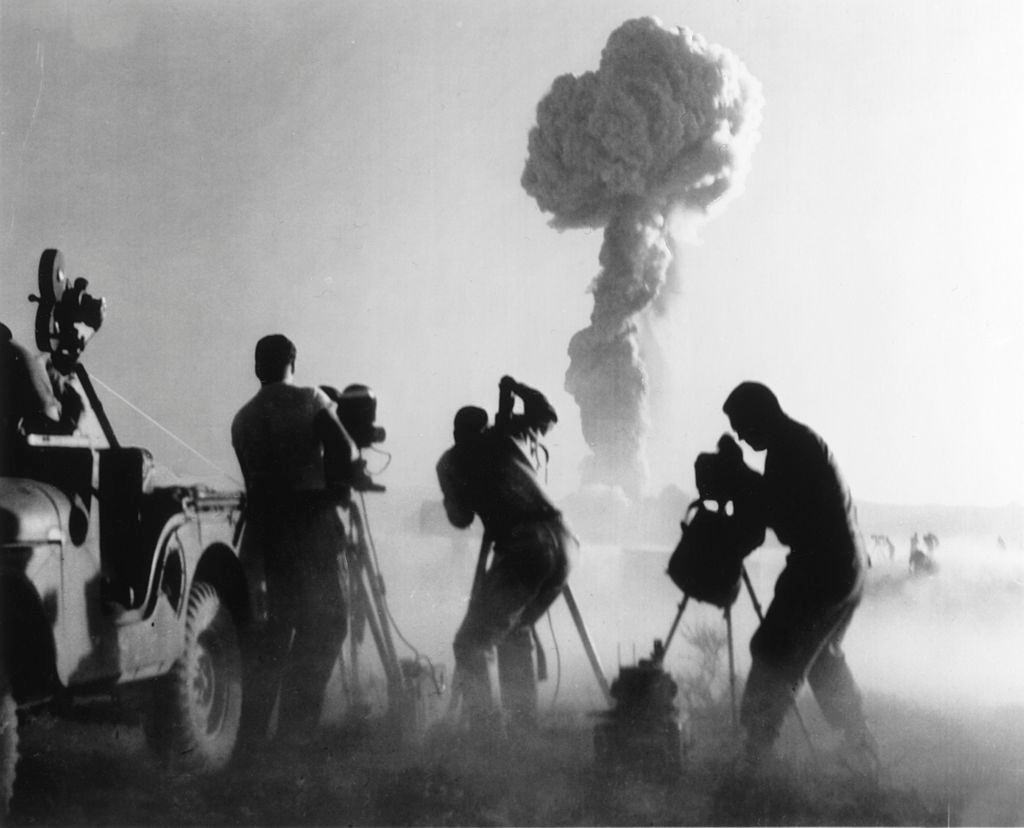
left=0, top=668, right=17, bottom=817
left=147, top=580, right=242, bottom=772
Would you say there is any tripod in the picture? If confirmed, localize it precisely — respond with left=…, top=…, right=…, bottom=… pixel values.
left=659, top=565, right=816, bottom=751
left=447, top=534, right=612, bottom=719
left=342, top=492, right=443, bottom=736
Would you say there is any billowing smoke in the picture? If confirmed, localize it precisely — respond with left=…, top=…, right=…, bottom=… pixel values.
left=522, top=17, right=763, bottom=496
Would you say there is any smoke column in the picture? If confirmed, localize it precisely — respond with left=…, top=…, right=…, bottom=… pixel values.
left=522, top=17, right=763, bottom=495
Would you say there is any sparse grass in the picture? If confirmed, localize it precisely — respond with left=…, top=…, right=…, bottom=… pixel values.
left=6, top=686, right=1005, bottom=825
left=673, top=619, right=743, bottom=763
left=677, top=621, right=729, bottom=712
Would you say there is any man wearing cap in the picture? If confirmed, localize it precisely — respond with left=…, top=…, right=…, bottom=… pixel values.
left=232, top=334, right=357, bottom=745
left=1, top=324, right=56, bottom=471
left=722, top=381, right=877, bottom=776
left=0, top=322, right=84, bottom=475
left=436, top=376, right=574, bottom=739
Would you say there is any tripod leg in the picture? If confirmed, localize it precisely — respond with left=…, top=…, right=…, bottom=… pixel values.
left=561, top=584, right=613, bottom=706
left=355, top=569, right=403, bottom=691
left=348, top=609, right=362, bottom=707
left=725, top=605, right=738, bottom=731
left=659, top=594, right=690, bottom=663
left=343, top=544, right=365, bottom=711
left=741, top=566, right=764, bottom=621
left=471, top=532, right=492, bottom=599
left=352, top=507, right=402, bottom=677
left=448, top=533, right=493, bottom=719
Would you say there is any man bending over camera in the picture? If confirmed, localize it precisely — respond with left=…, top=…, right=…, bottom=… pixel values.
left=437, top=376, right=575, bottom=738
left=723, top=381, right=877, bottom=778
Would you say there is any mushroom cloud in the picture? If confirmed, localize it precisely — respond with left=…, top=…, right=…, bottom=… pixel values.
left=522, top=17, right=764, bottom=496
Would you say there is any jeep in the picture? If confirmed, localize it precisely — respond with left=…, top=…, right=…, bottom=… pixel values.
left=1, top=250, right=251, bottom=816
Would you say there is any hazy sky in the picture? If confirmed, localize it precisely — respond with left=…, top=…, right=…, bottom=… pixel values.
left=2, top=0, right=1021, bottom=508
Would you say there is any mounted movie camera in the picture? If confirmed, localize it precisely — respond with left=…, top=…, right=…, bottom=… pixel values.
left=667, top=435, right=766, bottom=608
left=596, top=438, right=768, bottom=776
left=29, top=249, right=106, bottom=373
left=321, top=384, right=387, bottom=492
left=325, top=384, right=386, bottom=449
left=694, top=434, right=752, bottom=508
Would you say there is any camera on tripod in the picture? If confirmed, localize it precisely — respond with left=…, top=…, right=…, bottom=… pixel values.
left=328, top=384, right=386, bottom=449
left=694, top=434, right=750, bottom=507
left=321, top=384, right=387, bottom=492
left=667, top=435, right=766, bottom=608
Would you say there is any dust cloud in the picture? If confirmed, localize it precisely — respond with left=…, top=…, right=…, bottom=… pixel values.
left=379, top=497, right=1024, bottom=718
left=11, top=490, right=1023, bottom=825
left=371, top=492, right=1024, bottom=823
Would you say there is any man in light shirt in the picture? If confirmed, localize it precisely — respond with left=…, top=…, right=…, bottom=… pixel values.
left=232, top=334, right=357, bottom=745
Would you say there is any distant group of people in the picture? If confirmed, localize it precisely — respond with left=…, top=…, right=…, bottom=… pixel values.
left=870, top=530, right=940, bottom=574
left=229, top=331, right=878, bottom=780
left=908, top=531, right=940, bottom=575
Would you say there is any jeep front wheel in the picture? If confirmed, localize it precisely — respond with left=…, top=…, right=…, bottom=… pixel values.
left=147, top=580, right=242, bottom=772
left=0, top=671, right=17, bottom=817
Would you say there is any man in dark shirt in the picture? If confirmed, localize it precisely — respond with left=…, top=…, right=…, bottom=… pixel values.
left=436, top=376, right=574, bottom=737
left=722, top=381, right=876, bottom=774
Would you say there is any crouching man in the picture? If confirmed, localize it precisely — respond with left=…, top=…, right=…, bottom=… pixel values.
left=722, top=381, right=877, bottom=778
left=436, top=376, right=575, bottom=738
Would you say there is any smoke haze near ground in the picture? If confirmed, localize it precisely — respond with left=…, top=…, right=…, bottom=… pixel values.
left=383, top=494, right=1024, bottom=716
left=383, top=498, right=1024, bottom=823
left=10, top=491, right=1024, bottom=825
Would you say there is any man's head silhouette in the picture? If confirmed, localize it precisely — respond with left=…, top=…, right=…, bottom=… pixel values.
left=254, top=334, right=296, bottom=385
left=723, top=381, right=784, bottom=451
left=453, top=406, right=488, bottom=444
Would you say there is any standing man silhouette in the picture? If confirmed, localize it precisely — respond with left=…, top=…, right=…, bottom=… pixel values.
left=232, top=334, right=356, bottom=746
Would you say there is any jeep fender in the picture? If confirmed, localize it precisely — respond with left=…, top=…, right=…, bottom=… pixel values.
left=165, top=513, right=250, bottom=631
left=110, top=514, right=250, bottom=683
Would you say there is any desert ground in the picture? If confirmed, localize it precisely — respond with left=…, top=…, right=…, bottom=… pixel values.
left=8, top=498, right=1024, bottom=826
left=9, top=685, right=1023, bottom=825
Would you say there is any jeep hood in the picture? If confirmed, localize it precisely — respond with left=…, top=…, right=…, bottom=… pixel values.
left=0, top=477, right=70, bottom=545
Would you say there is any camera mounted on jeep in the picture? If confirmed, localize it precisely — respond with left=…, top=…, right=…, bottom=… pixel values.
left=29, top=249, right=106, bottom=373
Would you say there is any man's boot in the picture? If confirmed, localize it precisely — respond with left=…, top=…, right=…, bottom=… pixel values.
left=497, top=628, right=538, bottom=736
left=457, top=650, right=504, bottom=743
left=735, top=658, right=793, bottom=781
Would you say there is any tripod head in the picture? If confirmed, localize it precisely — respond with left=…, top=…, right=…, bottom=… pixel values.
left=352, top=461, right=386, bottom=493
